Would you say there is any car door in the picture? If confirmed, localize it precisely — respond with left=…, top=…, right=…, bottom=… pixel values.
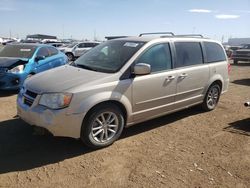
left=74, top=43, right=88, bottom=57
left=173, top=41, right=209, bottom=108
left=46, top=46, right=65, bottom=68
left=34, top=47, right=52, bottom=73
left=132, top=43, right=177, bottom=121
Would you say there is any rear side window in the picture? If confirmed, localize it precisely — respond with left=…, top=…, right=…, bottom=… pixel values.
left=37, top=47, right=49, bottom=57
left=136, top=43, right=172, bottom=72
left=48, top=46, right=58, bottom=56
left=174, top=42, right=203, bottom=68
left=78, top=43, right=85, bottom=48
left=204, top=42, right=226, bottom=63
left=84, top=43, right=94, bottom=47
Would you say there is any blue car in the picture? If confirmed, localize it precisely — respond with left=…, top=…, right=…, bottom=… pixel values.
left=0, top=43, right=68, bottom=90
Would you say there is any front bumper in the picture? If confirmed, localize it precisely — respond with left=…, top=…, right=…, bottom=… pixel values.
left=0, top=72, right=26, bottom=90
left=17, top=90, right=84, bottom=138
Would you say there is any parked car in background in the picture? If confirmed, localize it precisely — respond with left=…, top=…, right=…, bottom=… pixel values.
left=59, top=41, right=100, bottom=61
left=0, top=43, right=68, bottom=90
left=48, top=43, right=65, bottom=48
left=231, top=44, right=250, bottom=64
left=17, top=33, right=229, bottom=149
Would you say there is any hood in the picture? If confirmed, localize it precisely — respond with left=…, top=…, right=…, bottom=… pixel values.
left=59, top=47, right=72, bottom=51
left=0, top=57, right=29, bottom=68
left=25, top=65, right=115, bottom=94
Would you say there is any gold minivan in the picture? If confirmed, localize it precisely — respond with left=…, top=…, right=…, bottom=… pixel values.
left=17, top=33, right=230, bottom=149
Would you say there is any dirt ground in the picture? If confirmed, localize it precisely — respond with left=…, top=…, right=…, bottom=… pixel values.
left=0, top=60, right=249, bottom=188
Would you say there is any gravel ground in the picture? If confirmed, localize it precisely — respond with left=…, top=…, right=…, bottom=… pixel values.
left=0, top=60, right=249, bottom=188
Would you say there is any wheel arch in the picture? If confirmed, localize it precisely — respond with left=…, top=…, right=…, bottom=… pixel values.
left=83, top=100, right=127, bottom=124
left=205, top=75, right=223, bottom=95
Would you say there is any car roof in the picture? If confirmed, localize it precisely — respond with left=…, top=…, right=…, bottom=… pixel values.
left=112, top=36, right=221, bottom=44
left=77, top=41, right=101, bottom=44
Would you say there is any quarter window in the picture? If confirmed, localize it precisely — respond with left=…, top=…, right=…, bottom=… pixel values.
left=174, top=42, right=203, bottom=68
left=204, top=42, right=226, bottom=63
left=136, top=43, right=172, bottom=73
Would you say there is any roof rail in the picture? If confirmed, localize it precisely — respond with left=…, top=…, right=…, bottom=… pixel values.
left=139, top=32, right=174, bottom=37
left=174, top=34, right=204, bottom=38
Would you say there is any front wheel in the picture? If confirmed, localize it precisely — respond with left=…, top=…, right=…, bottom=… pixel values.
left=202, top=84, right=221, bottom=111
left=81, top=104, right=125, bottom=149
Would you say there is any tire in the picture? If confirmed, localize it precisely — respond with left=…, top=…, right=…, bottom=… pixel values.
left=66, top=53, right=74, bottom=61
left=202, top=84, right=221, bottom=111
left=233, top=60, right=238, bottom=64
left=81, top=104, right=125, bottom=149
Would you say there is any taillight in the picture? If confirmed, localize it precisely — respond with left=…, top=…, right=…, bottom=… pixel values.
left=227, top=63, right=231, bottom=74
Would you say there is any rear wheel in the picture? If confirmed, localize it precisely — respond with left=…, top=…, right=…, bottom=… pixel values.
left=81, top=104, right=125, bottom=149
left=202, top=84, right=221, bottom=111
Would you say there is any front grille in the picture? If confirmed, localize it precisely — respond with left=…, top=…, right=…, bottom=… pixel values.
left=23, top=90, right=38, bottom=107
left=24, top=97, right=34, bottom=106
left=236, top=51, right=250, bottom=56
left=25, top=90, right=38, bottom=98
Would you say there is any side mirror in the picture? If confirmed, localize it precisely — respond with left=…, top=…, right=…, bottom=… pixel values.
left=35, top=55, right=45, bottom=62
left=134, top=63, right=151, bottom=75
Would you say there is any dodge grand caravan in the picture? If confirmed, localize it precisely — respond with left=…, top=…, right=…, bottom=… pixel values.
left=17, top=33, right=230, bottom=149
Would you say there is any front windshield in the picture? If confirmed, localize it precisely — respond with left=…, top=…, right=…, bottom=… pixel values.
left=67, top=43, right=78, bottom=48
left=74, top=40, right=145, bottom=73
left=0, top=45, right=37, bottom=59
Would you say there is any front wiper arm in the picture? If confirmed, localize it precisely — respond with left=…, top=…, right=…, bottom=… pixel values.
left=75, top=64, right=98, bottom=71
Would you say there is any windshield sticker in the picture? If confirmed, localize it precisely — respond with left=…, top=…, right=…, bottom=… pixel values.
left=20, top=49, right=31, bottom=52
left=124, top=42, right=139, bottom=47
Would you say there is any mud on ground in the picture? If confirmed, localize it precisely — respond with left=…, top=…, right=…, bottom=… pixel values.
left=0, top=61, right=249, bottom=187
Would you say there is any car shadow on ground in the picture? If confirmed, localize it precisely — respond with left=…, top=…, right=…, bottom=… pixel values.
left=224, top=118, right=250, bottom=136
left=0, top=90, right=18, bottom=97
left=0, top=106, right=203, bottom=174
left=231, top=78, right=250, bottom=87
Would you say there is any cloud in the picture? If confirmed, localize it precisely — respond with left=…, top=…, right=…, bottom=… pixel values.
left=215, top=14, right=240, bottom=19
left=188, top=9, right=212, bottom=13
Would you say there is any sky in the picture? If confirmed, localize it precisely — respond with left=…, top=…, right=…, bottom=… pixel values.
left=0, top=0, right=249, bottom=42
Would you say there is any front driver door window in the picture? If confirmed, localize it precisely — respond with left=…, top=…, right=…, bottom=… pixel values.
left=35, top=47, right=51, bottom=72
left=132, top=43, right=177, bottom=121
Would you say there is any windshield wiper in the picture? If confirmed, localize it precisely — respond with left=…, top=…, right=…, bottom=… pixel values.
left=75, top=64, right=98, bottom=71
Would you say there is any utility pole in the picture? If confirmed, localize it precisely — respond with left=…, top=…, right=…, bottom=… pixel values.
left=9, top=29, right=12, bottom=39
left=62, top=24, right=65, bottom=39
left=192, top=27, right=196, bottom=34
left=94, top=29, right=97, bottom=41
left=221, top=35, right=224, bottom=43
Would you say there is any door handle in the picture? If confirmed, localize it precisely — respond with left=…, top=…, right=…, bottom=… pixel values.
left=179, top=73, right=188, bottom=79
left=165, top=75, right=175, bottom=82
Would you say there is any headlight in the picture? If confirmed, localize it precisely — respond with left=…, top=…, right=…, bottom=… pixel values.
left=8, top=65, right=24, bottom=73
left=39, top=93, right=73, bottom=109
